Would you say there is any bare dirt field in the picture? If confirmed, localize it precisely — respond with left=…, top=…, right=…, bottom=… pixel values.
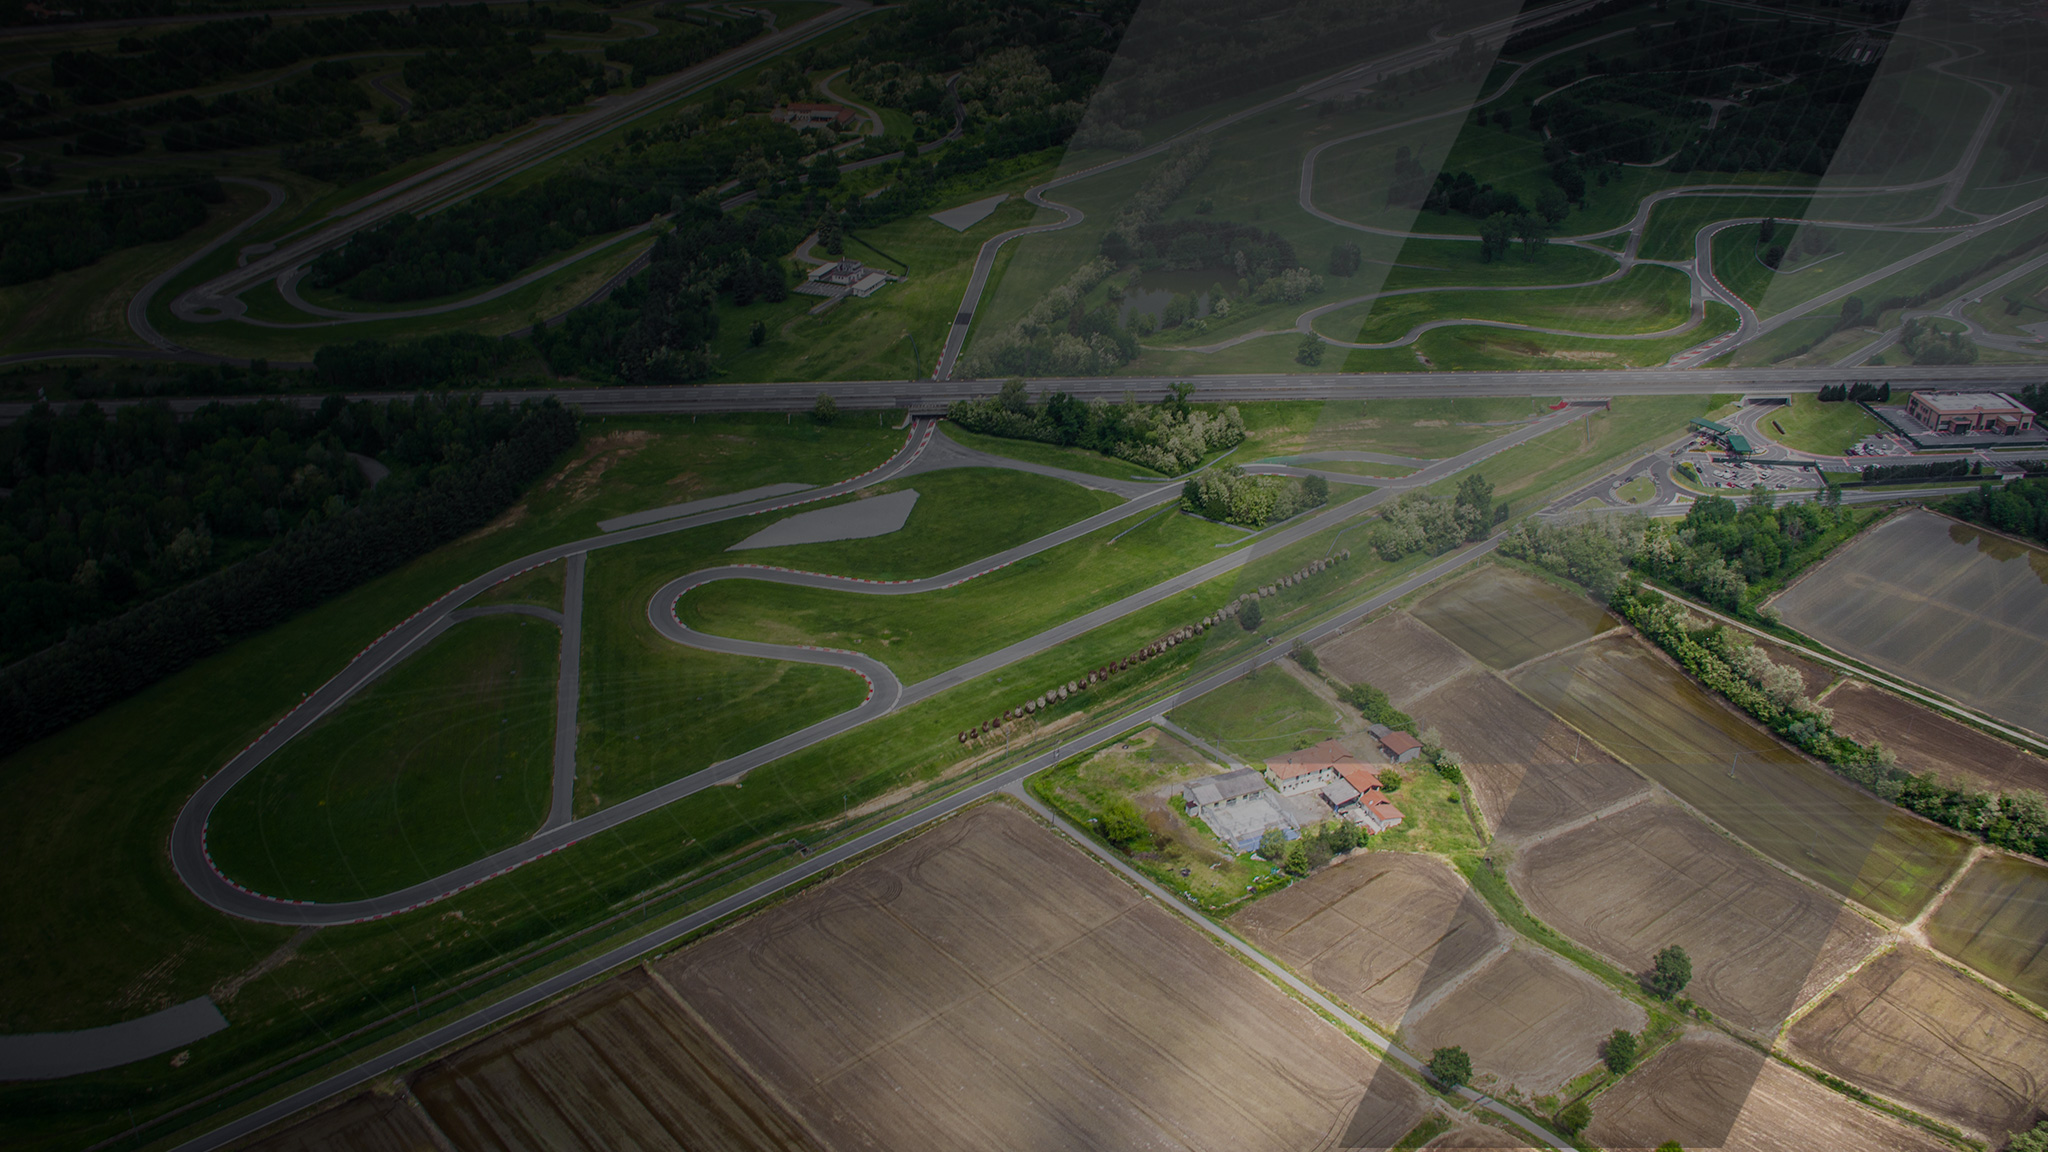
left=1785, top=945, right=2048, bottom=1142
left=1404, top=945, right=1644, bottom=1097
left=660, top=803, right=1431, bottom=1152
left=1827, top=679, right=2048, bottom=796
left=1403, top=670, right=1647, bottom=842
left=1586, top=1032, right=1952, bottom=1152
left=1411, top=566, right=1619, bottom=671
left=408, top=967, right=823, bottom=1152
left=1232, top=852, right=1507, bottom=1028
left=245, top=1091, right=439, bottom=1152
left=1514, top=636, right=1972, bottom=923
left=1771, top=509, right=2048, bottom=740
left=1314, top=611, right=1478, bottom=704
left=1512, top=802, right=1885, bottom=1036
left=1926, top=852, right=2048, bottom=1011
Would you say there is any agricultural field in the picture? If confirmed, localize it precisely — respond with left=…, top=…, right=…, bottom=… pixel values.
left=1771, top=509, right=2048, bottom=740
left=404, top=967, right=825, bottom=1152
left=1313, top=610, right=1479, bottom=705
left=1511, top=802, right=1885, bottom=1036
left=1585, top=1032, right=1953, bottom=1152
left=1410, top=567, right=1620, bottom=671
left=245, top=1091, right=441, bottom=1152
left=1232, top=853, right=1508, bottom=1027
left=1785, top=945, right=2048, bottom=1143
left=658, top=804, right=1434, bottom=1151
left=1926, top=853, right=2048, bottom=1011
left=1513, top=635, right=1973, bottom=922
left=1402, top=668, right=1647, bottom=843
left=1826, top=680, right=2048, bottom=796
left=1401, top=945, right=1643, bottom=1098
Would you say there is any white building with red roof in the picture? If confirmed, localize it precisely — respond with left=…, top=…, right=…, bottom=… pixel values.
left=1265, top=737, right=1364, bottom=796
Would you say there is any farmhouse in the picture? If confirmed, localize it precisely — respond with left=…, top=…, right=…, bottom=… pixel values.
left=1183, top=769, right=1294, bottom=851
left=770, top=102, right=855, bottom=130
left=1334, top=763, right=1406, bottom=832
left=1367, top=723, right=1425, bottom=764
left=1906, top=391, right=2036, bottom=436
left=1266, top=738, right=1366, bottom=795
left=1182, top=769, right=1267, bottom=816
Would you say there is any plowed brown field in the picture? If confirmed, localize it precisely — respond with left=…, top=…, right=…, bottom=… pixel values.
left=1785, top=945, right=2048, bottom=1142
left=1828, top=680, right=2048, bottom=796
left=660, top=804, right=1430, bottom=1152
left=1411, top=566, right=1618, bottom=671
left=1234, top=853, right=1507, bottom=1026
left=1587, top=1032, right=1951, bottom=1152
left=244, top=1091, right=439, bottom=1152
left=1404, top=671, right=1647, bottom=841
left=409, top=967, right=822, bottom=1152
left=1315, top=611, right=1478, bottom=704
left=1512, top=803, right=1884, bottom=1035
left=1404, top=947, right=1644, bottom=1097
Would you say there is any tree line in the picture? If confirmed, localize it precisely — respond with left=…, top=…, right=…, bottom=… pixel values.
left=947, top=379, right=1247, bottom=475
left=0, top=395, right=579, bottom=757
left=0, top=173, right=223, bottom=285
left=1946, top=478, right=2048, bottom=546
left=1368, top=475, right=1500, bottom=560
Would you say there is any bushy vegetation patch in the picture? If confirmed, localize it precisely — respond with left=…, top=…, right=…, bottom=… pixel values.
left=1181, top=465, right=1327, bottom=527
left=947, top=379, right=1244, bottom=474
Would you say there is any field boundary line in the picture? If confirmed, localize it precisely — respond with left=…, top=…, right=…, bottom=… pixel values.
left=1772, top=937, right=1903, bottom=1044
left=1657, top=584, right=2048, bottom=757
left=1005, top=786, right=1576, bottom=1152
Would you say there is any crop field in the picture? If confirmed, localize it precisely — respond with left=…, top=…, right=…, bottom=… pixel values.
left=1314, top=611, right=1479, bottom=705
left=1827, top=680, right=2048, bottom=796
left=1513, top=636, right=1972, bottom=922
left=1926, top=853, right=2048, bottom=1011
left=660, top=804, right=1432, bottom=1151
left=1512, top=803, right=1885, bottom=1035
left=1402, top=946, right=1644, bottom=1097
left=1232, top=853, right=1507, bottom=1027
left=1165, top=665, right=1346, bottom=763
left=1411, top=567, right=1620, bottom=671
left=1771, top=509, right=2048, bottom=739
left=1585, top=1032, right=1952, bottom=1152
left=406, top=968, right=823, bottom=1152
left=1403, top=669, right=1647, bottom=843
left=1785, top=946, right=2048, bottom=1142
left=246, top=1091, right=439, bottom=1152
left=205, top=614, right=561, bottom=902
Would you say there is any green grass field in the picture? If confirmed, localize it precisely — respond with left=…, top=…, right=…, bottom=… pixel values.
left=1396, top=301, right=1739, bottom=371
left=929, top=425, right=1170, bottom=482
left=1416, top=394, right=1722, bottom=511
left=1228, top=396, right=1557, bottom=460
left=1757, top=395, right=1885, bottom=456
left=1166, top=664, right=1341, bottom=762
left=677, top=501, right=1243, bottom=683
left=205, top=614, right=560, bottom=901
left=1317, top=265, right=1691, bottom=345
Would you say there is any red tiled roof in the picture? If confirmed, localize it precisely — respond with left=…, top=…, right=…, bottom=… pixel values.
left=1378, top=730, right=1423, bottom=757
left=1365, top=795, right=1405, bottom=823
left=1335, top=763, right=1384, bottom=796
left=1267, top=737, right=1363, bottom=780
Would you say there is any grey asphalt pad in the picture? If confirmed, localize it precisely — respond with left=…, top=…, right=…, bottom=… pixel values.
left=731, top=489, right=919, bottom=550
left=0, top=997, right=227, bottom=1080
left=929, top=193, right=1007, bottom=231
left=599, top=482, right=813, bottom=532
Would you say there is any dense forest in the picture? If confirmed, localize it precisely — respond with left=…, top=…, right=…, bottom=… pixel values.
left=0, top=395, right=564, bottom=662
left=1633, top=488, right=1858, bottom=609
left=1946, top=479, right=2048, bottom=546
left=0, top=395, right=579, bottom=754
left=0, top=173, right=223, bottom=285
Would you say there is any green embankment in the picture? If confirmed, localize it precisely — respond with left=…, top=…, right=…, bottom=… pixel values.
left=1756, top=395, right=1885, bottom=456
left=468, top=559, right=566, bottom=611
left=205, top=615, right=562, bottom=901
left=1316, top=265, right=1691, bottom=346
left=1397, top=301, right=1739, bottom=371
